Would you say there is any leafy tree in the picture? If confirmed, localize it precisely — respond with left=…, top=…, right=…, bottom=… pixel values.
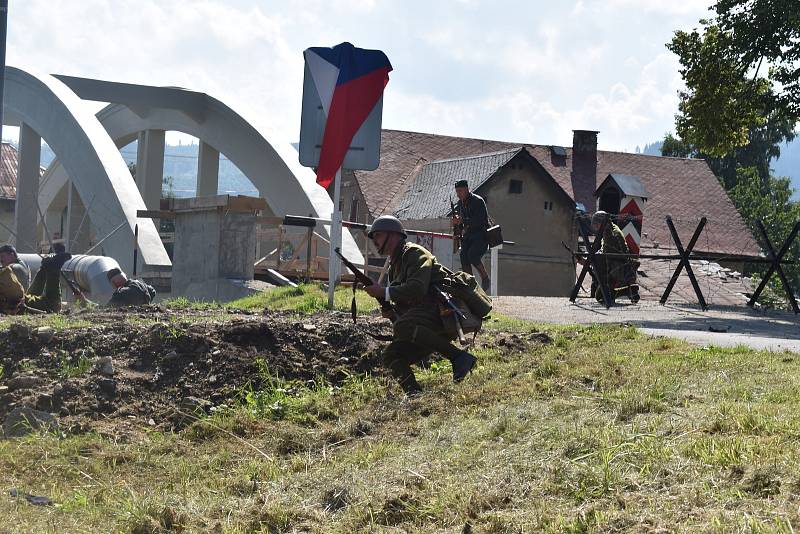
left=729, top=167, right=800, bottom=295
left=667, top=1, right=799, bottom=160
left=715, top=0, right=800, bottom=119
left=660, top=133, right=695, bottom=158
left=665, top=1, right=800, bottom=302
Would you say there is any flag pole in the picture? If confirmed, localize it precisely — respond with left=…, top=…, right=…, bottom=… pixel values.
left=328, top=167, right=343, bottom=308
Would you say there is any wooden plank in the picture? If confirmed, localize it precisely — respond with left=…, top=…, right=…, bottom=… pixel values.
left=256, top=216, right=284, bottom=226
left=137, top=210, right=175, bottom=219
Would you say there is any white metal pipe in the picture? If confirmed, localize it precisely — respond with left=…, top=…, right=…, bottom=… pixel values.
left=19, top=253, right=121, bottom=303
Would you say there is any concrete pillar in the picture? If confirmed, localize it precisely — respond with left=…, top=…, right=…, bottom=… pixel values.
left=135, top=129, right=165, bottom=209
left=196, top=141, right=219, bottom=196
left=169, top=195, right=266, bottom=301
left=65, top=183, right=91, bottom=253
left=15, top=123, right=41, bottom=252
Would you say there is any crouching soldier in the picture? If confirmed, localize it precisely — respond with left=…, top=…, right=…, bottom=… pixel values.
left=106, top=268, right=156, bottom=307
left=585, top=211, right=639, bottom=303
left=363, top=215, right=477, bottom=396
left=0, top=251, right=71, bottom=314
left=78, top=268, right=156, bottom=308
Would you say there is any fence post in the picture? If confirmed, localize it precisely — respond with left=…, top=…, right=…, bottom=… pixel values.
left=305, top=225, right=313, bottom=283
left=276, top=225, right=284, bottom=271
left=490, top=245, right=500, bottom=296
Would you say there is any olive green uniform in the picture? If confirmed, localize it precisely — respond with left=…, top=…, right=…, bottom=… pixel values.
left=383, top=241, right=464, bottom=392
left=594, top=222, right=633, bottom=291
left=0, top=263, right=62, bottom=314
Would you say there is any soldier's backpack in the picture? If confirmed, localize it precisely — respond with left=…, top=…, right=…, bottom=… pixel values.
left=0, top=266, right=25, bottom=313
left=441, top=270, right=493, bottom=319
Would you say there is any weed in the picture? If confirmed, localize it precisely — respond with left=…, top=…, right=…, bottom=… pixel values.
left=59, top=350, right=93, bottom=378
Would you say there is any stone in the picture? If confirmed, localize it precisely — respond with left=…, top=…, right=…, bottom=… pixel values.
left=95, top=357, right=114, bottom=377
left=35, top=394, right=54, bottom=411
left=34, top=327, right=55, bottom=343
left=302, top=323, right=317, bottom=332
left=180, top=396, right=211, bottom=413
left=7, top=375, right=42, bottom=392
left=163, top=351, right=180, bottom=365
left=97, top=378, right=117, bottom=397
left=9, top=323, right=31, bottom=338
left=3, top=407, right=59, bottom=438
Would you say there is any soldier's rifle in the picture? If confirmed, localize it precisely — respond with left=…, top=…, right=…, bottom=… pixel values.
left=562, top=241, right=589, bottom=294
left=334, top=247, right=396, bottom=322
left=431, top=285, right=469, bottom=345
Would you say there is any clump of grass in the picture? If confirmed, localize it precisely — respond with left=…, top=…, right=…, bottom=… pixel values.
left=59, top=350, right=93, bottom=378
left=162, top=296, right=221, bottom=310
left=227, top=283, right=379, bottom=313
left=241, top=360, right=384, bottom=425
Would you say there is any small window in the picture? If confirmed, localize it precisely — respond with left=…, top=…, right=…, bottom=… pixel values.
left=350, top=197, right=359, bottom=222
left=509, top=179, right=523, bottom=194
left=543, top=201, right=553, bottom=211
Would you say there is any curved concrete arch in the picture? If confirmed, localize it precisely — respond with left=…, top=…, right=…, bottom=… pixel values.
left=40, top=94, right=362, bottom=261
left=3, top=66, right=170, bottom=272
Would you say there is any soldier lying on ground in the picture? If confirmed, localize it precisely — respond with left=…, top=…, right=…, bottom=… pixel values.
left=362, top=215, right=477, bottom=396
left=0, top=251, right=71, bottom=314
left=77, top=268, right=156, bottom=308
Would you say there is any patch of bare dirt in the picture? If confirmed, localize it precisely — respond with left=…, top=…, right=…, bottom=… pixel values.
left=0, top=309, right=390, bottom=433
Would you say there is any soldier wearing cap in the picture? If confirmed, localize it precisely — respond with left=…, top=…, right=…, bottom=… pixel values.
left=453, top=179, right=491, bottom=291
left=363, top=215, right=477, bottom=395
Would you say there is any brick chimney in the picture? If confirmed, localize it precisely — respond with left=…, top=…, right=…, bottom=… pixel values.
left=571, top=130, right=599, bottom=212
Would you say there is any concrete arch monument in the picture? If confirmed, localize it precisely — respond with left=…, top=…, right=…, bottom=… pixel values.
left=3, top=66, right=170, bottom=272
left=37, top=75, right=362, bottom=263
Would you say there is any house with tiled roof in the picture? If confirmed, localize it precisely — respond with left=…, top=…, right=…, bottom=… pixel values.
left=339, top=129, right=761, bottom=296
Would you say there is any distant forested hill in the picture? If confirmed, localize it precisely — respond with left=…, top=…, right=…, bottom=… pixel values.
left=40, top=141, right=258, bottom=198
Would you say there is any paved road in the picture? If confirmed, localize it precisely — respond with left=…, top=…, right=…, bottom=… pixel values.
left=493, top=297, right=800, bottom=353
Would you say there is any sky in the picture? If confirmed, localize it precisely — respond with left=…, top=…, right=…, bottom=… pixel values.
left=5, top=0, right=714, bottom=152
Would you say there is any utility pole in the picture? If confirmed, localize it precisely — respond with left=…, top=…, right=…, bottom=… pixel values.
left=0, top=1, right=8, bottom=147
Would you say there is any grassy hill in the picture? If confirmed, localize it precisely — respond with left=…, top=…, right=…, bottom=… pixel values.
left=1, top=286, right=799, bottom=532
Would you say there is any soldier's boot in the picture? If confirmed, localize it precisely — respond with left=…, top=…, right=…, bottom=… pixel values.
left=398, top=373, right=422, bottom=396
left=449, top=350, right=477, bottom=382
left=411, top=325, right=477, bottom=383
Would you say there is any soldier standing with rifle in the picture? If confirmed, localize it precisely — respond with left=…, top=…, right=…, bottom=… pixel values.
left=361, top=215, right=477, bottom=396
left=453, top=179, right=491, bottom=291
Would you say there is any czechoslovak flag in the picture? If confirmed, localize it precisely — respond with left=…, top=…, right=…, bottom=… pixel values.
left=304, top=42, right=392, bottom=189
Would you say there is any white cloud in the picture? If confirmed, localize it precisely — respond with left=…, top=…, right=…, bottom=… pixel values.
left=3, top=0, right=714, bottom=153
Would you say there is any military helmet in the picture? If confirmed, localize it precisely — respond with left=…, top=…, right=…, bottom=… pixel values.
left=368, top=215, right=407, bottom=238
left=591, top=210, right=609, bottom=227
